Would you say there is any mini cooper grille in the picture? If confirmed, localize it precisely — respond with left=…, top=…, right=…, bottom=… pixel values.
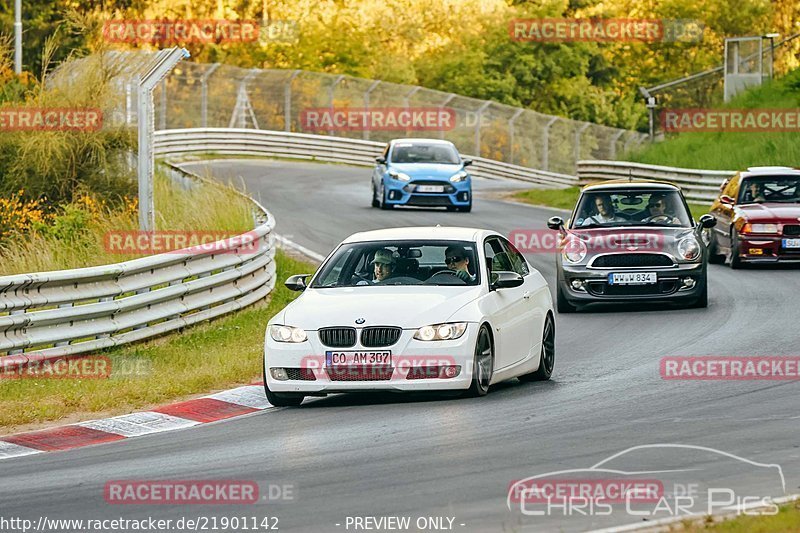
left=361, top=327, right=402, bottom=347
left=592, top=254, right=674, bottom=268
left=318, top=327, right=357, bottom=347
left=327, top=366, right=394, bottom=381
left=783, top=225, right=800, bottom=236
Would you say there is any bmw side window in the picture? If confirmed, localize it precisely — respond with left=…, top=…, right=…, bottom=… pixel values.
left=499, top=238, right=530, bottom=276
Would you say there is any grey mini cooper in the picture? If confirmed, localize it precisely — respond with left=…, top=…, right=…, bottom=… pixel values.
left=547, top=180, right=717, bottom=313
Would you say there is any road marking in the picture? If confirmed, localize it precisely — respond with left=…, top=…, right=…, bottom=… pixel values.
left=274, top=234, right=326, bottom=262
left=206, top=385, right=274, bottom=410
left=0, top=440, right=42, bottom=459
left=78, top=411, right=199, bottom=437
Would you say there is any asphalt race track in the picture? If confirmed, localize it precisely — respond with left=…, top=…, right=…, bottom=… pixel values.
left=2, top=159, right=799, bottom=532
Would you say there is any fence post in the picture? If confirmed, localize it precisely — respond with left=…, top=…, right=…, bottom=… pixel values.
left=508, top=109, right=524, bottom=165
left=439, top=93, right=456, bottom=140
left=574, top=123, right=591, bottom=166
left=158, top=78, right=167, bottom=131
left=328, top=75, right=345, bottom=136
left=542, top=117, right=558, bottom=171
left=404, top=86, right=421, bottom=137
left=284, top=69, right=301, bottom=132
left=609, top=129, right=625, bottom=160
left=474, top=101, right=490, bottom=157
left=363, top=80, right=381, bottom=140
left=200, top=63, right=220, bottom=128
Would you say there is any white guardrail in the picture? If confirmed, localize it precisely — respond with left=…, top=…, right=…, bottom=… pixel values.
left=153, top=128, right=579, bottom=188
left=0, top=164, right=276, bottom=369
left=577, top=160, right=735, bottom=203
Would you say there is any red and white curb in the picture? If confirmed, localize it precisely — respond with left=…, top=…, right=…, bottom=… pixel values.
left=0, top=384, right=271, bottom=460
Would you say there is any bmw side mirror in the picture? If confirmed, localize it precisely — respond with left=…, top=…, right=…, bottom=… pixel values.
left=462, top=159, right=473, bottom=167
left=375, top=156, right=386, bottom=164
left=719, top=195, right=735, bottom=206
left=491, top=271, right=524, bottom=290
left=547, top=216, right=564, bottom=231
left=285, top=274, right=311, bottom=292
left=699, top=214, right=717, bottom=229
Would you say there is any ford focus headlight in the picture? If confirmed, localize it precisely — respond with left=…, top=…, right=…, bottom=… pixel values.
left=678, top=237, right=701, bottom=261
left=414, top=322, right=468, bottom=341
left=562, top=239, right=587, bottom=263
left=449, top=171, right=469, bottom=182
left=388, top=170, right=411, bottom=181
left=269, top=325, right=308, bottom=343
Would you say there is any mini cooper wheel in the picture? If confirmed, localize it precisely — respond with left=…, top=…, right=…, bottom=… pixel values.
left=466, top=324, right=493, bottom=397
left=519, top=314, right=555, bottom=382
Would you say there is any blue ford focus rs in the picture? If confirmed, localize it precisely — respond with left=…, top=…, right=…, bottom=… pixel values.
left=371, top=139, right=473, bottom=212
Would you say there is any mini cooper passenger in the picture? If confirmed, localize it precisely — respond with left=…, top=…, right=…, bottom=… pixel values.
left=707, top=166, right=800, bottom=268
left=264, top=227, right=554, bottom=406
left=371, top=139, right=473, bottom=212
left=548, top=181, right=716, bottom=312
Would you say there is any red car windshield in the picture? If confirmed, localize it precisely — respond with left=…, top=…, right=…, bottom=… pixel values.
left=738, top=176, right=800, bottom=204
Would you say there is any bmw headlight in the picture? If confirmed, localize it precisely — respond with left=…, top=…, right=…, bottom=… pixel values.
left=269, top=325, right=308, bottom=343
left=449, top=170, right=469, bottom=182
left=743, top=223, right=779, bottom=234
left=562, top=238, right=587, bottom=264
left=678, top=237, right=701, bottom=261
left=414, top=322, right=468, bottom=341
left=388, top=170, right=411, bottom=181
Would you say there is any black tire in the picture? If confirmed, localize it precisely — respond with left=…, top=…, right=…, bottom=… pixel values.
left=519, top=314, right=555, bottom=382
left=707, top=231, right=725, bottom=264
left=728, top=230, right=744, bottom=269
left=688, top=279, right=708, bottom=308
left=371, top=183, right=380, bottom=208
left=262, top=362, right=304, bottom=407
left=465, top=324, right=493, bottom=397
left=457, top=202, right=472, bottom=213
left=446, top=206, right=457, bottom=212
left=379, top=184, right=392, bottom=210
left=556, top=285, right=577, bottom=314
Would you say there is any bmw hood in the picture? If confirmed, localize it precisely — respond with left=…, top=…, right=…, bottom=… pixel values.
left=279, top=286, right=482, bottom=330
left=389, top=163, right=464, bottom=180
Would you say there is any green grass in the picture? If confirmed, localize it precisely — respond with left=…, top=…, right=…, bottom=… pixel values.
left=674, top=499, right=800, bottom=532
left=511, top=186, right=711, bottom=221
left=0, top=250, right=315, bottom=431
left=627, top=69, right=800, bottom=170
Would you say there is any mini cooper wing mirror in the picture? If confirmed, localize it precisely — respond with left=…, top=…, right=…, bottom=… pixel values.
left=491, top=271, right=524, bottom=290
left=719, top=195, right=735, bottom=206
left=699, top=214, right=717, bottom=229
left=547, top=216, right=565, bottom=231
left=285, top=274, right=311, bottom=292
left=375, top=156, right=386, bottom=164
left=462, top=159, right=473, bottom=167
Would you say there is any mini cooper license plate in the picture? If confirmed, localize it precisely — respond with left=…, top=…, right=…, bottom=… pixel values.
left=782, top=238, right=800, bottom=248
left=608, top=272, right=657, bottom=285
left=326, top=351, right=392, bottom=366
left=416, top=185, right=445, bottom=193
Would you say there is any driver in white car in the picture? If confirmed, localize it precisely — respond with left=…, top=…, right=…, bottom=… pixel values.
left=445, top=245, right=475, bottom=282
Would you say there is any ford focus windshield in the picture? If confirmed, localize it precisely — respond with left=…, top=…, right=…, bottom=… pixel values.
left=390, top=143, right=460, bottom=164
left=310, top=240, right=480, bottom=287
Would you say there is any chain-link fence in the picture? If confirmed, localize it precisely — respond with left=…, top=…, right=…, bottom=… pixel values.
left=55, top=51, right=648, bottom=176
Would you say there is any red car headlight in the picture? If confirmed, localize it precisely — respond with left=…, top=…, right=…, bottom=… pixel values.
left=742, top=223, right=779, bottom=234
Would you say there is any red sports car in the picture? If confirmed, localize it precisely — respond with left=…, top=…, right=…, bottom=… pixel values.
left=707, top=166, right=800, bottom=268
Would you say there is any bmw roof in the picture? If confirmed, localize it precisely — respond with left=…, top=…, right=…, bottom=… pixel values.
left=342, top=226, right=495, bottom=244
left=742, top=166, right=800, bottom=177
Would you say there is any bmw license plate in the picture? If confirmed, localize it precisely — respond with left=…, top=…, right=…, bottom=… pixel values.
left=782, top=238, right=800, bottom=248
left=608, top=272, right=657, bottom=285
left=416, top=185, right=444, bottom=193
left=326, top=351, right=391, bottom=366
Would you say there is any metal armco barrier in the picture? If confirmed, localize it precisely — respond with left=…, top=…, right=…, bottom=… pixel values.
left=0, top=167, right=276, bottom=370
left=154, top=128, right=578, bottom=189
left=577, top=160, right=735, bottom=202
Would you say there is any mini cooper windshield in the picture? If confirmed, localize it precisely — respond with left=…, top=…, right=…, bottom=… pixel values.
left=311, top=240, right=481, bottom=288
left=572, top=189, right=693, bottom=229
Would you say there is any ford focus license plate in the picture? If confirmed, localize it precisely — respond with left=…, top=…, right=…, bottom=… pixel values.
left=608, top=272, right=657, bottom=285
left=416, top=185, right=444, bottom=193
left=326, top=351, right=391, bottom=366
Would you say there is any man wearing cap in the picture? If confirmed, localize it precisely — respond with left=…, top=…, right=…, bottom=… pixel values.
left=444, top=244, right=475, bottom=282
left=357, top=248, right=396, bottom=285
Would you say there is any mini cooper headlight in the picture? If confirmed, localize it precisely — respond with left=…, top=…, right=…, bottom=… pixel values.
left=562, top=238, right=587, bottom=263
left=414, top=322, right=468, bottom=341
left=743, top=223, right=779, bottom=234
left=388, top=170, right=411, bottom=181
left=269, top=325, right=308, bottom=343
left=678, top=237, right=701, bottom=261
left=449, top=170, right=469, bottom=182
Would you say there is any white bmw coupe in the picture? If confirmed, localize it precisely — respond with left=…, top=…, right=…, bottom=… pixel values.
left=263, top=227, right=555, bottom=406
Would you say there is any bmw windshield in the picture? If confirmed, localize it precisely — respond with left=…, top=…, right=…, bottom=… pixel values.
left=310, top=240, right=481, bottom=287
left=571, top=190, right=693, bottom=229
